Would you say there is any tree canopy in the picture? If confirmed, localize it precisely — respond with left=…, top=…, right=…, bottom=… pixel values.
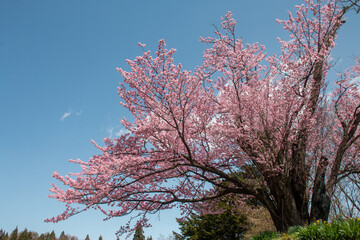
left=47, top=0, right=360, bottom=236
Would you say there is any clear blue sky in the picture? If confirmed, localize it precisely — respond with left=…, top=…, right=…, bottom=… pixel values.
left=0, top=1, right=359, bottom=239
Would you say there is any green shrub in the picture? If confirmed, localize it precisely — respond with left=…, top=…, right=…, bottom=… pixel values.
left=249, top=218, right=360, bottom=240
left=250, top=230, right=279, bottom=240
left=297, top=218, right=360, bottom=240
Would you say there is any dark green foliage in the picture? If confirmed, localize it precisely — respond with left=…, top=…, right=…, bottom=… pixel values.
left=37, top=231, right=56, bottom=240
left=85, top=235, right=90, bottom=240
left=9, top=227, right=18, bottom=240
left=18, top=229, right=32, bottom=240
left=175, top=210, right=249, bottom=240
left=59, top=231, right=68, bottom=240
left=146, top=237, right=152, bottom=240
left=249, top=231, right=279, bottom=240
left=297, top=218, right=360, bottom=240
left=44, top=231, right=56, bottom=240
left=249, top=218, right=360, bottom=239
left=0, top=229, right=9, bottom=240
left=0, top=228, right=82, bottom=240
left=172, top=231, right=184, bottom=240
left=132, top=224, right=145, bottom=240
left=98, top=236, right=103, bottom=240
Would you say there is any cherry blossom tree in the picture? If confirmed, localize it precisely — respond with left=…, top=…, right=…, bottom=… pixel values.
left=47, top=0, right=360, bottom=235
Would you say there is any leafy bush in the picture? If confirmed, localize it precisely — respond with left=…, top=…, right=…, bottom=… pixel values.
left=249, top=218, right=360, bottom=240
left=297, top=218, right=360, bottom=240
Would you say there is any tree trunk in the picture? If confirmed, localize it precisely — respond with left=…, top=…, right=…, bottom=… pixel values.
left=262, top=157, right=334, bottom=232
left=259, top=180, right=310, bottom=232
left=310, top=156, right=331, bottom=222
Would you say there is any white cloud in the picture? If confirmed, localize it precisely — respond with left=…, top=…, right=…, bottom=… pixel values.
left=351, top=76, right=360, bottom=84
left=107, top=127, right=115, bottom=138
left=60, top=109, right=82, bottom=121
left=115, top=128, right=129, bottom=137
left=60, top=112, right=71, bottom=121
left=107, top=126, right=129, bottom=138
left=352, top=76, right=360, bottom=94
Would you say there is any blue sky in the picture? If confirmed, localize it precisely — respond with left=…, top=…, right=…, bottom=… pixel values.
left=1, top=1, right=359, bottom=239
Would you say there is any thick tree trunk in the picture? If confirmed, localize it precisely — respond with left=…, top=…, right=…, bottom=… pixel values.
left=310, top=156, right=331, bottom=222
left=259, top=179, right=310, bottom=232
left=269, top=139, right=310, bottom=231
left=262, top=157, right=334, bottom=232
left=262, top=189, right=309, bottom=232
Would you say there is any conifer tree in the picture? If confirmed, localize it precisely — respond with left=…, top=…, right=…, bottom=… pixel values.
left=175, top=211, right=248, bottom=240
left=0, top=229, right=9, bottom=240
left=38, top=233, right=45, bottom=240
left=17, top=229, right=31, bottom=240
left=59, top=231, right=68, bottom=240
left=98, top=236, right=103, bottom=240
left=85, top=235, right=90, bottom=240
left=49, top=231, right=56, bottom=240
left=132, top=224, right=145, bottom=240
left=9, top=227, right=18, bottom=240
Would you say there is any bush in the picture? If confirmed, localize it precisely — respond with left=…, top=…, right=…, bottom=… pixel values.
left=297, top=218, right=360, bottom=240
left=248, top=218, right=360, bottom=240
left=250, top=230, right=279, bottom=240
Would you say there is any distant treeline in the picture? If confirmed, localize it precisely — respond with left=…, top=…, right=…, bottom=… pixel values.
left=0, top=228, right=102, bottom=240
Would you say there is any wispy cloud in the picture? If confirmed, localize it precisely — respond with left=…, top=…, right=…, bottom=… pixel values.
left=60, top=112, right=71, bottom=121
left=115, top=128, right=129, bottom=137
left=107, top=127, right=115, bottom=138
left=107, top=126, right=129, bottom=138
left=60, top=109, right=82, bottom=121
left=352, top=76, right=360, bottom=84
left=352, top=76, right=360, bottom=94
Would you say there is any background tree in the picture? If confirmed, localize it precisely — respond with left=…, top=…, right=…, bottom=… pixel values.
left=38, top=233, right=45, bottom=240
left=174, top=195, right=249, bottom=240
left=29, top=232, right=39, bottom=240
left=47, top=0, right=360, bottom=235
left=17, top=229, right=31, bottom=240
left=50, top=231, right=56, bottom=240
left=132, top=224, right=145, bottom=240
left=9, top=227, right=18, bottom=240
left=59, top=231, right=68, bottom=240
left=85, top=235, right=90, bottom=240
left=38, top=231, right=56, bottom=240
left=98, top=235, right=103, bottom=240
left=175, top=211, right=248, bottom=240
left=0, top=230, right=9, bottom=240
